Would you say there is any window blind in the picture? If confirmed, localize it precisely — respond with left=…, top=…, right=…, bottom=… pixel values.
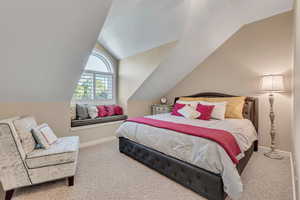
left=95, top=73, right=113, bottom=100
left=74, top=72, right=94, bottom=100
left=74, top=72, right=113, bottom=101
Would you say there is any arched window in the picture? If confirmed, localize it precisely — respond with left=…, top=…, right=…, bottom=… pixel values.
left=73, top=51, right=115, bottom=102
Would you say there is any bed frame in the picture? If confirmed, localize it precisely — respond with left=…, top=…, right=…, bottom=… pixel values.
left=119, top=92, right=258, bottom=200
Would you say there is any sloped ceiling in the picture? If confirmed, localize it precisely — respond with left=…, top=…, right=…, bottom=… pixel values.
left=0, top=0, right=293, bottom=102
left=132, top=0, right=294, bottom=100
left=98, top=0, right=189, bottom=59
left=0, top=0, right=113, bottom=102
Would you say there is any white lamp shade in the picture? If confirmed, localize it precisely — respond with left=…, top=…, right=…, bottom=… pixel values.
left=260, top=75, right=284, bottom=92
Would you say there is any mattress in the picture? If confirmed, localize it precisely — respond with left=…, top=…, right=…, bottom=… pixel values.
left=116, top=113, right=257, bottom=199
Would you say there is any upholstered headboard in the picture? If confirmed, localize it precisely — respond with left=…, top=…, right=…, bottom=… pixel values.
left=174, top=92, right=258, bottom=132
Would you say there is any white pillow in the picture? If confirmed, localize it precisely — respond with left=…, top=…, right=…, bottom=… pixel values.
left=199, top=101, right=227, bottom=120
left=32, top=125, right=51, bottom=149
left=38, top=124, right=58, bottom=145
left=178, top=105, right=201, bottom=119
left=176, top=100, right=198, bottom=108
left=88, top=106, right=98, bottom=119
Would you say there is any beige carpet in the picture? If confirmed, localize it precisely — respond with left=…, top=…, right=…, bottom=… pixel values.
left=0, top=139, right=293, bottom=200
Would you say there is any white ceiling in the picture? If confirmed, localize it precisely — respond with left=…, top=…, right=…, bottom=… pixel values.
left=98, top=0, right=189, bottom=59
left=0, top=0, right=113, bottom=101
left=0, top=0, right=293, bottom=102
left=132, top=0, right=294, bottom=100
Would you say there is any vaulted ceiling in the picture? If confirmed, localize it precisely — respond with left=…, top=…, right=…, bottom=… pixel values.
left=98, top=0, right=189, bottom=59
left=0, top=0, right=293, bottom=102
left=0, top=0, right=113, bottom=101
left=131, top=0, right=294, bottom=100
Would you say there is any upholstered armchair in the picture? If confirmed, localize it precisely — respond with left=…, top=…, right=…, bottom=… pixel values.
left=0, top=117, right=79, bottom=200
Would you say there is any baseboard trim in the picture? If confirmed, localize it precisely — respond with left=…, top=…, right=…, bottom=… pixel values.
left=290, top=153, right=297, bottom=200
left=258, top=145, right=291, bottom=157
left=80, top=136, right=116, bottom=148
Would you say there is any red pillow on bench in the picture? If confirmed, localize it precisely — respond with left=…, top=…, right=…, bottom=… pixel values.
left=106, top=105, right=115, bottom=116
left=97, top=105, right=108, bottom=117
left=114, top=105, right=123, bottom=115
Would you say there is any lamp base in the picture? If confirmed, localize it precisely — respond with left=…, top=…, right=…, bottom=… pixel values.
left=264, top=150, right=283, bottom=160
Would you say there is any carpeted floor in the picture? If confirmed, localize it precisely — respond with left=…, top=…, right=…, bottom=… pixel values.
left=0, top=139, right=293, bottom=200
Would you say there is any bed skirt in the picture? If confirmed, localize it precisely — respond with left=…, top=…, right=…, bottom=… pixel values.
left=119, top=137, right=256, bottom=200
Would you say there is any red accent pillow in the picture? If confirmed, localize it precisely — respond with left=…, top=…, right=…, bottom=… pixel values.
left=171, top=103, right=186, bottom=116
left=97, top=105, right=108, bottom=117
left=196, top=104, right=215, bottom=120
left=106, top=105, right=115, bottom=116
left=114, top=105, right=123, bottom=115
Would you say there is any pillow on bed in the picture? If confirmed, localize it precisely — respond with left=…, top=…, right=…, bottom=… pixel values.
left=198, top=101, right=227, bottom=120
left=178, top=105, right=200, bottom=119
left=179, top=97, right=245, bottom=119
left=171, top=103, right=185, bottom=116
left=196, top=104, right=215, bottom=120
left=176, top=100, right=198, bottom=108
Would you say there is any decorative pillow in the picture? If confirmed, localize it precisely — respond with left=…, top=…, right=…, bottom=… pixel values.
left=32, top=125, right=51, bottom=149
left=87, top=106, right=98, bottom=119
left=196, top=104, right=215, bottom=120
left=198, top=101, right=227, bottom=120
left=97, top=105, right=108, bottom=117
left=176, top=100, right=198, bottom=108
left=76, top=104, right=89, bottom=120
left=70, top=104, right=76, bottom=120
left=171, top=103, right=186, bottom=116
left=178, top=105, right=201, bottom=119
left=106, top=105, right=115, bottom=116
left=13, top=117, right=37, bottom=154
left=179, top=97, right=246, bottom=119
left=114, top=105, right=123, bottom=115
left=36, top=123, right=58, bottom=145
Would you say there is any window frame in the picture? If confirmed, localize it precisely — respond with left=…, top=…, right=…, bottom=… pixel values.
left=73, top=50, right=117, bottom=104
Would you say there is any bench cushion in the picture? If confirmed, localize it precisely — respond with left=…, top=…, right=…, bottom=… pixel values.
left=25, top=136, right=79, bottom=169
left=71, top=115, right=127, bottom=127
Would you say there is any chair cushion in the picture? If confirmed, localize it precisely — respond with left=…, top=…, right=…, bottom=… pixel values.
left=25, top=136, right=79, bottom=169
left=13, top=117, right=37, bottom=154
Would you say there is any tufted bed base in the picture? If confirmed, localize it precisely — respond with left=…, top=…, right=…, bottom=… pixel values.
left=119, top=137, right=257, bottom=200
left=119, top=93, right=258, bottom=200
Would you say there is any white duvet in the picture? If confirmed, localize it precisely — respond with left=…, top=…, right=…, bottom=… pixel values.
left=116, top=113, right=257, bottom=199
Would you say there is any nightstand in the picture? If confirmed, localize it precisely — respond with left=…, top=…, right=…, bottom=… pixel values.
left=151, top=104, right=173, bottom=115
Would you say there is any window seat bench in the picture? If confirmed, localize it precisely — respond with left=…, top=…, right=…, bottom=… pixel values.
left=71, top=115, right=128, bottom=127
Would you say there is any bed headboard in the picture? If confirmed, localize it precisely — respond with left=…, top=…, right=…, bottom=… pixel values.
left=174, top=92, right=258, bottom=132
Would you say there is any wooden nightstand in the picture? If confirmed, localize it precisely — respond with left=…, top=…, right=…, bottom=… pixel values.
left=151, top=104, right=173, bottom=115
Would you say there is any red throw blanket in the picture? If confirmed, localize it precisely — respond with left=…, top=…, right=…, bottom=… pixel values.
left=126, top=117, right=242, bottom=164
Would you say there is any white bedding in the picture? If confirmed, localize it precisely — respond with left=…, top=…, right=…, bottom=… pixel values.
left=116, top=113, right=257, bottom=199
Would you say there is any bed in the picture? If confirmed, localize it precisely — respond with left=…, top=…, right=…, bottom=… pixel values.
left=116, top=92, right=258, bottom=200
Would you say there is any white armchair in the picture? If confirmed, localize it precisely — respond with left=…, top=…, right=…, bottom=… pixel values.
left=0, top=117, right=79, bottom=200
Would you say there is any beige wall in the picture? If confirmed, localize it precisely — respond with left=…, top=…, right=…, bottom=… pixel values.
left=127, top=99, right=160, bottom=117
left=0, top=43, right=175, bottom=143
left=0, top=102, right=70, bottom=137
left=166, top=12, right=293, bottom=151
left=293, top=0, right=299, bottom=198
left=0, top=44, right=122, bottom=144
left=0, top=102, right=120, bottom=144
left=118, top=42, right=176, bottom=116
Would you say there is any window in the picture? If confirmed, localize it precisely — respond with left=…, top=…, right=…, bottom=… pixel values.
left=73, top=51, right=115, bottom=102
